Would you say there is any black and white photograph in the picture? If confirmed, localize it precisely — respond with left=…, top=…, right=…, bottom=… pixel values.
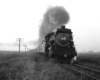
left=0, top=0, right=100, bottom=80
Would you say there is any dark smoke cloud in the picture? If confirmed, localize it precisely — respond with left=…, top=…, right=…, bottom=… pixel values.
left=37, top=6, right=70, bottom=45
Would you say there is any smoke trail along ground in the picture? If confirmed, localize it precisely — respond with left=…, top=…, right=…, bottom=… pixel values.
left=36, top=6, right=70, bottom=46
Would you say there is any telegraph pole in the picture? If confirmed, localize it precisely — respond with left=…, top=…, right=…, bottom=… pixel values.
left=16, top=38, right=22, bottom=54
left=19, top=38, right=21, bottom=54
left=24, top=45, right=27, bottom=53
left=27, top=48, right=30, bottom=51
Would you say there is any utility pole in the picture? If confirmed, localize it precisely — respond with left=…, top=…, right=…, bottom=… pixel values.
left=24, top=45, right=27, bottom=53
left=27, top=48, right=30, bottom=51
left=16, top=38, right=22, bottom=54
left=18, top=38, right=21, bottom=54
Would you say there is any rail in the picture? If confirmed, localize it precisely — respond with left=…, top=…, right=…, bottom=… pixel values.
left=72, top=63, right=100, bottom=79
left=52, top=60, right=100, bottom=80
left=73, top=63, right=100, bottom=73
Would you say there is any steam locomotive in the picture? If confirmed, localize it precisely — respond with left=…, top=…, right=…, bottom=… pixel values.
left=42, top=26, right=77, bottom=63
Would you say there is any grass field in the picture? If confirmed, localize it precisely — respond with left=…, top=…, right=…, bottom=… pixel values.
left=0, top=51, right=28, bottom=61
left=0, top=51, right=80, bottom=80
left=77, top=52, right=100, bottom=70
left=1, top=50, right=100, bottom=80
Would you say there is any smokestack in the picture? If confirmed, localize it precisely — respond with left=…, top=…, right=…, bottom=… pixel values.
left=37, top=6, right=70, bottom=45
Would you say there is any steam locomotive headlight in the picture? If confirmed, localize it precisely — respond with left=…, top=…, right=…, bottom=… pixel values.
left=55, top=33, right=70, bottom=47
left=61, top=37, right=66, bottom=40
left=64, top=54, right=67, bottom=58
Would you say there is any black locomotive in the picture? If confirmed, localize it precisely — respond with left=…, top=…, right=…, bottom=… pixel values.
left=44, top=26, right=77, bottom=63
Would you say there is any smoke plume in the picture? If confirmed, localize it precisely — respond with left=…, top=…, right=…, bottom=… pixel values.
left=38, top=6, right=70, bottom=45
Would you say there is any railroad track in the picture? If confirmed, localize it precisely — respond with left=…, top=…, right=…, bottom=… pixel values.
left=52, top=60, right=100, bottom=80
left=71, top=63, right=100, bottom=80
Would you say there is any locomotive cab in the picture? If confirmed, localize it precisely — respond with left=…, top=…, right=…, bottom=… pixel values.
left=45, top=32, right=55, bottom=56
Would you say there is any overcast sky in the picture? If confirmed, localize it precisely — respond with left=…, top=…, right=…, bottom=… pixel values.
left=0, top=0, right=100, bottom=52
